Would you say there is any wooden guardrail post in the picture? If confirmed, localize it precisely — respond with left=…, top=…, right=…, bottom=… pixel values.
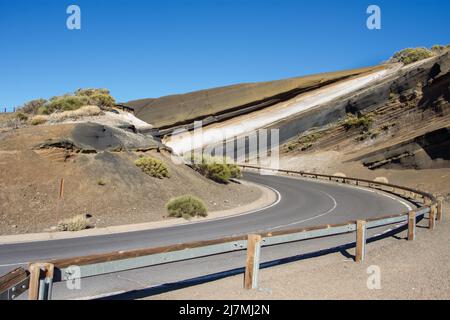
left=28, top=263, right=54, bottom=300
left=28, top=264, right=40, bottom=300
left=429, top=204, right=436, bottom=230
left=244, top=234, right=262, bottom=290
left=408, top=211, right=416, bottom=241
left=355, top=220, right=366, bottom=262
left=437, top=199, right=443, bottom=222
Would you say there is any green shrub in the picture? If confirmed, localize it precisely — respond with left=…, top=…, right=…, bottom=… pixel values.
left=45, top=95, right=90, bottom=113
left=166, top=195, right=207, bottom=219
left=57, top=214, right=88, bottom=231
left=343, top=114, right=373, bottom=131
left=89, top=94, right=116, bottom=108
left=205, top=162, right=231, bottom=183
left=135, top=156, right=170, bottom=178
left=188, top=155, right=241, bottom=184
left=19, top=88, right=116, bottom=116
left=391, top=47, right=434, bottom=65
left=228, top=163, right=242, bottom=179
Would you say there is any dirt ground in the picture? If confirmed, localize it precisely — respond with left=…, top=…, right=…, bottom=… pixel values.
left=148, top=201, right=450, bottom=300
left=0, top=123, right=261, bottom=235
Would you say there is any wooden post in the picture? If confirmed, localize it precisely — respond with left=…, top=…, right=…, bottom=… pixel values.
left=429, top=204, right=436, bottom=230
left=408, top=211, right=416, bottom=241
left=437, top=200, right=443, bottom=222
left=244, top=234, right=262, bottom=290
left=28, top=264, right=41, bottom=300
left=355, top=220, right=366, bottom=262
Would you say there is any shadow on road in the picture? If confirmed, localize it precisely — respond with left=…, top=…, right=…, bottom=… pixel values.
left=98, top=216, right=422, bottom=300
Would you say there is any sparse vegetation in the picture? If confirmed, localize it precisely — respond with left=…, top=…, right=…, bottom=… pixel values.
left=48, top=105, right=102, bottom=122
left=188, top=155, right=241, bottom=184
left=390, top=47, right=434, bottom=65
left=18, top=88, right=115, bottom=116
left=16, top=112, right=28, bottom=122
left=19, top=98, right=47, bottom=115
left=343, top=114, right=373, bottom=131
left=57, top=214, right=89, bottom=231
left=431, top=44, right=450, bottom=54
left=30, top=115, right=48, bottom=125
left=135, top=156, right=170, bottom=178
left=286, top=132, right=323, bottom=151
left=166, top=195, right=207, bottom=219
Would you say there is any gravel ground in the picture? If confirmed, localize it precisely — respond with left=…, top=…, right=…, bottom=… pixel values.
left=147, top=202, right=450, bottom=300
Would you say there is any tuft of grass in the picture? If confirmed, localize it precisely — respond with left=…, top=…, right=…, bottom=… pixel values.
left=166, top=195, right=207, bottom=219
left=135, top=156, right=170, bottom=178
left=343, top=114, right=373, bottom=131
left=30, top=115, right=48, bottom=125
left=48, top=105, right=102, bottom=122
left=57, top=214, right=88, bottom=231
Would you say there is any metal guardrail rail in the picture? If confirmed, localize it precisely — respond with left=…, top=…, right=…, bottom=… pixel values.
left=0, top=165, right=443, bottom=299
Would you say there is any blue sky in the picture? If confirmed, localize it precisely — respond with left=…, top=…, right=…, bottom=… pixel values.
left=0, top=0, right=449, bottom=110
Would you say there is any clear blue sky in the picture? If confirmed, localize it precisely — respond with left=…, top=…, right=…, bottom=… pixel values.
left=1, top=0, right=449, bottom=110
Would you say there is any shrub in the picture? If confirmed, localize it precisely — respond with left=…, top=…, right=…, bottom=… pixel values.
left=19, top=98, right=47, bottom=115
left=30, top=115, right=48, bottom=125
left=205, top=162, right=231, bottom=183
left=390, top=47, right=434, bottom=65
left=57, top=214, right=88, bottom=231
left=135, top=156, right=170, bottom=178
left=19, top=88, right=116, bottom=116
left=75, top=88, right=116, bottom=109
left=16, top=112, right=28, bottom=122
left=431, top=45, right=446, bottom=54
left=343, top=114, right=373, bottom=131
left=188, top=155, right=241, bottom=184
left=166, top=195, right=207, bottom=219
left=228, top=163, right=242, bottom=179
left=45, top=95, right=90, bottom=114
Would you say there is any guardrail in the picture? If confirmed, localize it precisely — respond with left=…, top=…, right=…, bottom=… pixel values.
left=0, top=165, right=443, bottom=300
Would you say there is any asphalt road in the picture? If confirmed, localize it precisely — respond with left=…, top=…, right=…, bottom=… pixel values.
left=0, top=171, right=413, bottom=299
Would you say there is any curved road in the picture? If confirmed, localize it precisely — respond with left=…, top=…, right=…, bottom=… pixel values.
left=0, top=171, right=413, bottom=299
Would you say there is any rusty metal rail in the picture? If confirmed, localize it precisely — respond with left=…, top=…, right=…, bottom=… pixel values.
left=0, top=166, right=442, bottom=300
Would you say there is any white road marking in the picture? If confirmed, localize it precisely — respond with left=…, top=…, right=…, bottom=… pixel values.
left=269, top=190, right=338, bottom=230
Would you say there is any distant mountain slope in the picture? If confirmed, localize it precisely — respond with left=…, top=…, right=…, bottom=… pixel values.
left=123, top=65, right=385, bottom=129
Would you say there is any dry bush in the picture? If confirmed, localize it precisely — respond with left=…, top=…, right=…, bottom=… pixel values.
left=57, top=214, right=88, bottom=231
left=30, top=115, right=48, bottom=125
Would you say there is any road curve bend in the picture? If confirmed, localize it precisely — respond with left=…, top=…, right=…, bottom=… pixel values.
left=0, top=171, right=413, bottom=275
